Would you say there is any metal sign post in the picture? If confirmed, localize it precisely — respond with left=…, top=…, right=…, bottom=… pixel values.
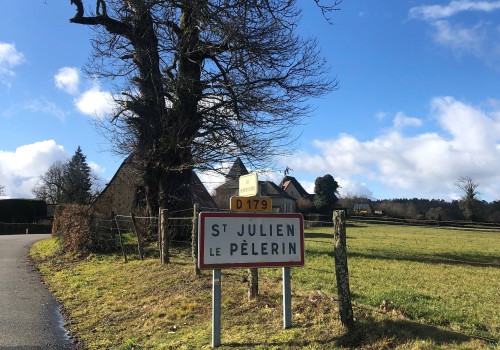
left=212, top=269, right=222, bottom=347
left=283, top=266, right=292, bottom=329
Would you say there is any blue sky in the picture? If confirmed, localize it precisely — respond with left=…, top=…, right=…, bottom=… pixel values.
left=1, top=0, right=500, bottom=202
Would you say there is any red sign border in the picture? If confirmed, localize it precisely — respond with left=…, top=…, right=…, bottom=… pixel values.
left=198, top=212, right=304, bottom=269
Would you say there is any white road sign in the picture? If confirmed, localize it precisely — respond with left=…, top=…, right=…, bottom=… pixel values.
left=198, top=212, right=304, bottom=269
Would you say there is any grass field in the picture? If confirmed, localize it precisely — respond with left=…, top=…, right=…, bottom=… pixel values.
left=30, top=223, right=499, bottom=349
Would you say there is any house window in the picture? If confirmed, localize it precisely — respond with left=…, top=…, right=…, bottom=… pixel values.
left=134, top=186, right=146, bottom=208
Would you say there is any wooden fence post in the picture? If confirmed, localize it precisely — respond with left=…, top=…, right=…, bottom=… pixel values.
left=113, top=214, right=127, bottom=263
left=192, top=204, right=201, bottom=275
left=110, top=211, right=116, bottom=242
left=333, top=210, right=355, bottom=330
left=130, top=213, right=144, bottom=260
left=158, top=206, right=163, bottom=255
left=160, top=209, right=169, bottom=264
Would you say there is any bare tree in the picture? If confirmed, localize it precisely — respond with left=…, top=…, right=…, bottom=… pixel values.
left=67, top=0, right=339, bottom=233
left=33, top=161, right=67, bottom=205
left=0, top=184, right=4, bottom=196
left=456, top=176, right=480, bottom=221
left=33, top=147, right=100, bottom=205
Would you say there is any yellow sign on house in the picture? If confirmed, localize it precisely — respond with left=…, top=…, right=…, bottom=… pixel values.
left=230, top=196, right=272, bottom=212
left=239, top=173, right=259, bottom=197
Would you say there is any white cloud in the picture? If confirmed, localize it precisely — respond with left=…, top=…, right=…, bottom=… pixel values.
left=54, top=67, right=117, bottom=118
left=0, top=42, right=25, bottom=76
left=88, top=161, right=105, bottom=176
left=0, top=42, right=25, bottom=87
left=409, top=1, right=500, bottom=68
left=409, top=0, right=500, bottom=20
left=197, top=170, right=226, bottom=195
left=75, top=84, right=116, bottom=118
left=393, top=112, right=423, bottom=129
left=2, top=98, right=67, bottom=121
left=54, top=67, right=80, bottom=95
left=433, top=20, right=484, bottom=54
left=283, top=97, right=500, bottom=201
left=24, top=98, right=67, bottom=121
left=0, top=140, right=68, bottom=198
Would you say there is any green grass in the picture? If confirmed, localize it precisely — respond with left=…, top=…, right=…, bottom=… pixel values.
left=30, top=225, right=499, bottom=349
left=288, top=224, right=500, bottom=340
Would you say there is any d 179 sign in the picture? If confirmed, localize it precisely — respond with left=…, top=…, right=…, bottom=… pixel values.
left=198, top=212, right=304, bottom=269
left=230, top=196, right=272, bottom=212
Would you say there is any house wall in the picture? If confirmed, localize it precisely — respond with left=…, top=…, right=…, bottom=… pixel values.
left=283, top=182, right=301, bottom=200
left=92, top=162, right=141, bottom=216
left=269, top=197, right=296, bottom=213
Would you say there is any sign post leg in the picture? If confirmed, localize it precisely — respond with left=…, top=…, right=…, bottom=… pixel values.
left=212, top=269, right=222, bottom=347
left=283, top=266, right=292, bottom=329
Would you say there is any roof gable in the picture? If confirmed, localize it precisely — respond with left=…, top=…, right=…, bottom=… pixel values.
left=226, top=157, right=249, bottom=180
left=261, top=181, right=295, bottom=200
left=280, top=176, right=310, bottom=198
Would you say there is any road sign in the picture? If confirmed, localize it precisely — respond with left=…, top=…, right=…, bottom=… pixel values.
left=198, top=212, right=304, bottom=269
left=239, top=173, right=258, bottom=197
left=230, top=196, right=272, bottom=212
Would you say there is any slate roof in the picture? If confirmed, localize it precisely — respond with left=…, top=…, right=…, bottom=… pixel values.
left=226, top=157, right=249, bottom=180
left=260, top=181, right=296, bottom=200
left=280, top=176, right=312, bottom=200
left=214, top=157, right=249, bottom=194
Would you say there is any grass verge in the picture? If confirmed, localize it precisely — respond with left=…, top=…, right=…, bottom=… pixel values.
left=30, top=224, right=499, bottom=349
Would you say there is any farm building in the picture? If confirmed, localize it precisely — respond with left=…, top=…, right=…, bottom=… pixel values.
left=280, top=175, right=314, bottom=205
left=353, top=203, right=373, bottom=214
left=92, top=154, right=217, bottom=216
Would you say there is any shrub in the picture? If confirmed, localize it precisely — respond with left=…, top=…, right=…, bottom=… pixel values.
left=52, top=204, right=114, bottom=255
left=296, top=198, right=315, bottom=214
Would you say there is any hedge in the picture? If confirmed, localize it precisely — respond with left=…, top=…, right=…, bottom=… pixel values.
left=52, top=204, right=115, bottom=255
left=0, top=199, right=47, bottom=223
left=0, top=223, right=52, bottom=235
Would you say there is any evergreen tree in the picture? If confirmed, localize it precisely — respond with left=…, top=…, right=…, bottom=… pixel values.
left=314, top=174, right=339, bottom=216
left=63, top=146, right=93, bottom=204
left=33, top=147, right=95, bottom=205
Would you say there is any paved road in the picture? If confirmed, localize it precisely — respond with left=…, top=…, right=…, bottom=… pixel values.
left=0, top=234, right=73, bottom=349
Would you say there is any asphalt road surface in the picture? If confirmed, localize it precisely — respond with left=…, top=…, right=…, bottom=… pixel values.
left=0, top=234, right=73, bottom=349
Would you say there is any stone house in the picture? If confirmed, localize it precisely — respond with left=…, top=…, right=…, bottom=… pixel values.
left=280, top=176, right=314, bottom=202
left=213, top=158, right=296, bottom=213
left=259, top=181, right=296, bottom=213
left=212, top=157, right=248, bottom=208
left=92, top=154, right=217, bottom=216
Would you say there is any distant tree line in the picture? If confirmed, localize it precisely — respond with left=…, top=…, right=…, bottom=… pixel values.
left=338, top=176, right=500, bottom=223
left=338, top=197, right=500, bottom=223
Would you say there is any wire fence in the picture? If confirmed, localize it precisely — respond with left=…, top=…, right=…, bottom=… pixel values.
left=95, top=206, right=335, bottom=263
